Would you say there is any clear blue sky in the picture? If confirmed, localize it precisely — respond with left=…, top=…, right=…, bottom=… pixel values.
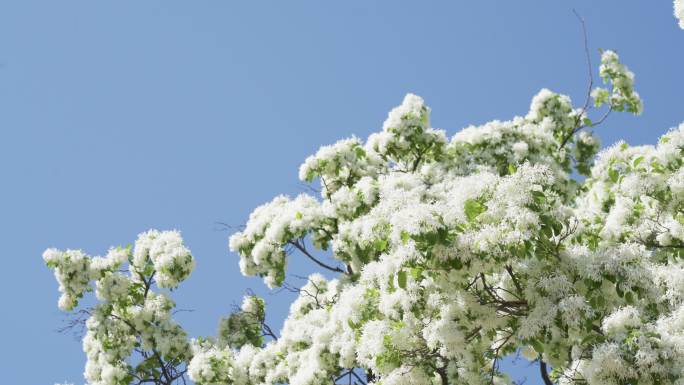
left=0, top=1, right=682, bottom=384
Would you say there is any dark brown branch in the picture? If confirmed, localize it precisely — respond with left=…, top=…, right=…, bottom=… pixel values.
left=349, top=370, right=367, bottom=385
left=411, top=142, right=433, bottom=172
left=320, top=176, right=333, bottom=201
left=540, top=360, right=554, bottom=385
left=146, top=272, right=155, bottom=298
left=289, top=239, right=347, bottom=274
left=281, top=281, right=324, bottom=309
left=489, top=330, right=515, bottom=384
left=436, top=366, right=449, bottom=385
left=335, top=369, right=367, bottom=385
left=505, top=265, right=524, bottom=295
left=466, top=326, right=482, bottom=341
left=154, top=350, right=173, bottom=385
left=262, top=322, right=279, bottom=341
left=591, top=324, right=605, bottom=336
left=335, top=370, right=351, bottom=383
left=366, top=369, right=375, bottom=384
left=480, top=273, right=504, bottom=302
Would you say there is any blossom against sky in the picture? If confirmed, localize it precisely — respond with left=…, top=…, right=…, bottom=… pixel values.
left=0, top=2, right=683, bottom=385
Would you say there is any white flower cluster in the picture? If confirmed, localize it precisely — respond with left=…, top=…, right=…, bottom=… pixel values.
left=299, top=137, right=385, bottom=198
left=228, top=194, right=335, bottom=288
left=592, top=50, right=643, bottom=115
left=133, top=229, right=195, bottom=288
left=676, top=0, right=684, bottom=29
left=527, top=88, right=577, bottom=129
left=575, top=123, right=684, bottom=249
left=188, top=344, right=236, bottom=385
left=44, top=230, right=194, bottom=385
left=83, top=307, right=137, bottom=385
left=43, top=248, right=93, bottom=311
left=367, top=94, right=447, bottom=171
left=601, top=306, right=641, bottom=337
left=43, top=247, right=127, bottom=310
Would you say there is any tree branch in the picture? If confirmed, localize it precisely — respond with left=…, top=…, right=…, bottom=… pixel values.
left=262, top=322, right=279, bottom=341
left=574, top=8, right=593, bottom=114
left=505, top=265, right=524, bottom=296
left=289, top=239, right=347, bottom=274
left=153, top=350, right=173, bottom=385
left=540, top=360, right=554, bottom=385
left=559, top=9, right=598, bottom=150
left=436, top=366, right=449, bottom=385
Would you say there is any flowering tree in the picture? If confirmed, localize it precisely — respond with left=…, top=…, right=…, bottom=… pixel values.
left=44, top=32, right=684, bottom=385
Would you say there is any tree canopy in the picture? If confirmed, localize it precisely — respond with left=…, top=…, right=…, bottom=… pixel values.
left=44, top=10, right=684, bottom=385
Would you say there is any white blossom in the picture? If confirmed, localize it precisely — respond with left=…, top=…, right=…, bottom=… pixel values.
left=44, top=46, right=684, bottom=385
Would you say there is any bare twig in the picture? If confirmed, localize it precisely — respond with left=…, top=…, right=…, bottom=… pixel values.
left=574, top=8, right=594, bottom=114
left=559, top=9, right=595, bottom=150
left=299, top=181, right=321, bottom=195
left=56, top=308, right=92, bottom=339
left=213, top=221, right=245, bottom=232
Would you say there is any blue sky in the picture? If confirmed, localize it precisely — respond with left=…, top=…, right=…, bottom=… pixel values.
left=0, top=1, right=682, bottom=384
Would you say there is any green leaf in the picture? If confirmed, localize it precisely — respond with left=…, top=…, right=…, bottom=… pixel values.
left=676, top=214, right=684, bottom=226
left=608, top=167, right=619, bottom=183
left=374, top=238, right=388, bottom=252
left=651, top=161, right=665, bottom=174
left=400, top=231, right=410, bottom=245
left=410, top=267, right=423, bottom=280
left=625, top=291, right=635, bottom=304
left=397, top=270, right=407, bottom=289
left=464, top=199, right=486, bottom=222
left=632, top=156, right=644, bottom=168
left=449, top=258, right=463, bottom=270
left=508, top=164, right=517, bottom=175
left=295, top=211, right=303, bottom=220
left=531, top=190, right=545, bottom=205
